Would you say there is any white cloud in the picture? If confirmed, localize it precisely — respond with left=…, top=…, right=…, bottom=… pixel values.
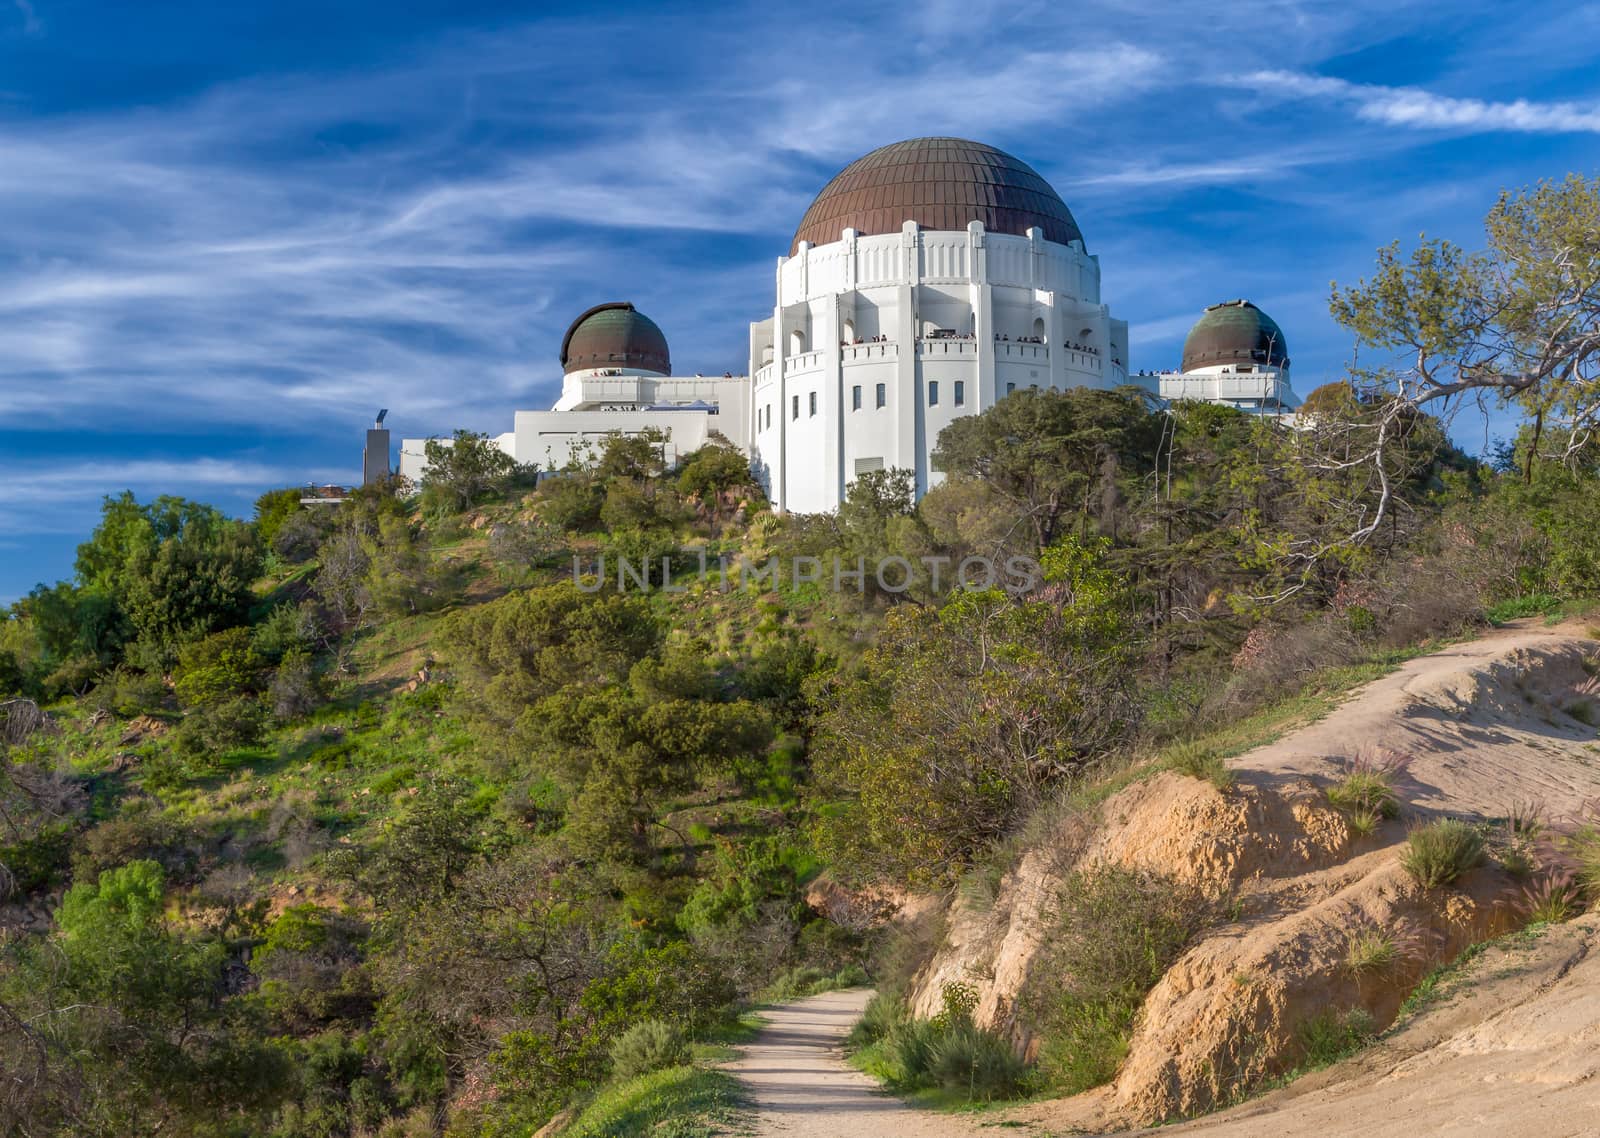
left=1242, top=70, right=1600, bottom=134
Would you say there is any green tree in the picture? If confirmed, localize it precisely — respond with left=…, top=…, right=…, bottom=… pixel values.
left=422, top=429, right=520, bottom=512
left=1330, top=175, right=1600, bottom=522
left=932, top=386, right=1162, bottom=552
left=812, top=556, right=1138, bottom=885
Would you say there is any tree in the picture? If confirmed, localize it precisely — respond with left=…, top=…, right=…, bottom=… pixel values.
left=1329, top=174, right=1600, bottom=536
left=252, top=487, right=305, bottom=548
left=811, top=548, right=1139, bottom=886
left=933, top=386, right=1162, bottom=553
left=422, top=430, right=521, bottom=512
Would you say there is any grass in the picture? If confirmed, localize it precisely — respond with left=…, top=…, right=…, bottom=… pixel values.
left=1343, top=927, right=1399, bottom=977
left=1519, top=872, right=1584, bottom=923
left=1163, top=740, right=1234, bottom=790
left=560, top=1066, right=750, bottom=1138
left=1400, top=818, right=1486, bottom=888
left=1296, top=1007, right=1377, bottom=1068
left=1485, top=593, right=1566, bottom=625
left=1394, top=922, right=1554, bottom=1025
left=757, top=963, right=869, bottom=1004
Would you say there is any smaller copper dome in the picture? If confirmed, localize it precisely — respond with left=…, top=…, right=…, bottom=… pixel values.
left=1181, top=300, right=1289, bottom=373
left=560, top=303, right=671, bottom=376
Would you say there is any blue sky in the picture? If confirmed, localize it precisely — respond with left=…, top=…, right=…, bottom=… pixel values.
left=3, top=0, right=1598, bottom=603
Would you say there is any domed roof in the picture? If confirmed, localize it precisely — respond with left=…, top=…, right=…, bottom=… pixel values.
left=791, top=137, right=1084, bottom=255
left=560, top=302, right=671, bottom=376
left=1181, top=300, right=1289, bottom=372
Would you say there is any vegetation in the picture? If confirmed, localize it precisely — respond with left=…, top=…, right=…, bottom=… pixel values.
left=1401, top=819, right=1487, bottom=888
left=1025, top=865, right=1217, bottom=1094
left=6, top=175, right=1600, bottom=1132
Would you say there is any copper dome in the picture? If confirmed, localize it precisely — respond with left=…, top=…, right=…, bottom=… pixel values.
left=1181, top=300, right=1289, bottom=373
left=560, top=302, right=671, bottom=376
left=791, top=137, right=1084, bottom=255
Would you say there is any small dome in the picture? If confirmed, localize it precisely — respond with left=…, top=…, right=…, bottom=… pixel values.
left=1181, top=300, right=1289, bottom=372
left=560, top=302, right=671, bottom=375
left=791, top=137, right=1084, bottom=255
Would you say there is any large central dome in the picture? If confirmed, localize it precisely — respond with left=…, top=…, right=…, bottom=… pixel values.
left=790, top=137, right=1084, bottom=255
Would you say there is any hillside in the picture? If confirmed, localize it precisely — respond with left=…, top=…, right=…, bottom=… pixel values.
left=933, top=619, right=1600, bottom=1127
left=6, top=393, right=1600, bottom=1136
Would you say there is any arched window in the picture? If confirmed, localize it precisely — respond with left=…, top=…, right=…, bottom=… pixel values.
left=1032, top=317, right=1046, bottom=342
left=790, top=328, right=807, bottom=356
left=843, top=319, right=856, bottom=343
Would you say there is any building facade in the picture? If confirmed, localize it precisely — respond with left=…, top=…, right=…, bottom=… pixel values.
left=1156, top=299, right=1299, bottom=415
left=399, top=302, right=748, bottom=483
left=747, top=138, right=1129, bottom=514
left=394, top=139, right=1300, bottom=503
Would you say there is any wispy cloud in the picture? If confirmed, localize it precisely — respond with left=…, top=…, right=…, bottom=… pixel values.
left=1241, top=70, right=1600, bottom=134
left=10, top=0, right=40, bottom=36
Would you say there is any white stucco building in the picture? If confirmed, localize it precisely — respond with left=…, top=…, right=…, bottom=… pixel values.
left=747, top=138, right=1129, bottom=514
left=1154, top=298, right=1300, bottom=415
left=394, top=138, right=1299, bottom=502
left=399, top=302, right=748, bottom=483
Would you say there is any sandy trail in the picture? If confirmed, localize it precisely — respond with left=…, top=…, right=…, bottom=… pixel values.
left=727, top=989, right=993, bottom=1137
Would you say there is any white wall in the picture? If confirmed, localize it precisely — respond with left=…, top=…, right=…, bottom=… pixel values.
left=748, top=220, right=1128, bottom=514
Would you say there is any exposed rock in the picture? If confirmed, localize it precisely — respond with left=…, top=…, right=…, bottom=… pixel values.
left=905, top=624, right=1600, bottom=1126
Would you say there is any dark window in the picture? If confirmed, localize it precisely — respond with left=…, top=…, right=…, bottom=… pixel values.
left=954, top=381, right=965, bottom=406
left=809, top=391, right=818, bottom=417
left=1006, top=382, right=1016, bottom=394
left=791, top=395, right=799, bottom=420
left=852, top=385, right=862, bottom=410
left=928, top=381, right=939, bottom=406
left=875, top=383, right=886, bottom=409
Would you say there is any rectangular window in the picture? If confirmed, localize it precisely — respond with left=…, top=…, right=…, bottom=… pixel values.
left=1006, top=382, right=1016, bottom=395
left=928, top=381, right=939, bottom=406
left=852, top=385, right=862, bottom=411
left=954, top=380, right=965, bottom=406
left=809, top=391, right=817, bottom=417
left=791, top=395, right=799, bottom=420
left=875, top=382, right=886, bottom=408
left=854, top=456, right=884, bottom=475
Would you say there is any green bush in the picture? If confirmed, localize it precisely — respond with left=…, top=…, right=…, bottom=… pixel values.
left=926, top=1023, right=1028, bottom=1100
left=1163, top=740, right=1234, bottom=790
left=1297, top=1007, right=1376, bottom=1067
left=1401, top=818, right=1486, bottom=888
left=845, top=992, right=903, bottom=1050
left=608, top=1019, right=689, bottom=1082
left=1027, top=865, right=1215, bottom=1094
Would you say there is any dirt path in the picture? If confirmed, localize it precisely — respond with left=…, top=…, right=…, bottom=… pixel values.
left=727, top=989, right=995, bottom=1137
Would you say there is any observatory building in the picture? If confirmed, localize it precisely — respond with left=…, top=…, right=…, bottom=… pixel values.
left=1155, top=299, right=1300, bottom=414
left=747, top=138, right=1130, bottom=514
left=398, top=303, right=748, bottom=482
left=395, top=137, right=1299, bottom=502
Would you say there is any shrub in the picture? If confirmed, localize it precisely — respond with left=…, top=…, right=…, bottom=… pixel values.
left=1027, top=865, right=1215, bottom=1094
left=1326, top=746, right=1408, bottom=819
left=926, top=1023, right=1028, bottom=1100
left=1519, top=871, right=1585, bottom=923
left=1401, top=819, right=1485, bottom=888
left=608, top=1020, right=689, bottom=1082
left=1297, top=1007, right=1376, bottom=1067
left=1164, top=740, right=1234, bottom=791
left=1569, top=822, right=1600, bottom=900
left=846, top=992, right=903, bottom=1050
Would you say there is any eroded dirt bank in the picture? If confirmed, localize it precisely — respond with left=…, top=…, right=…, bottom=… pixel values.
left=903, top=622, right=1600, bottom=1127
